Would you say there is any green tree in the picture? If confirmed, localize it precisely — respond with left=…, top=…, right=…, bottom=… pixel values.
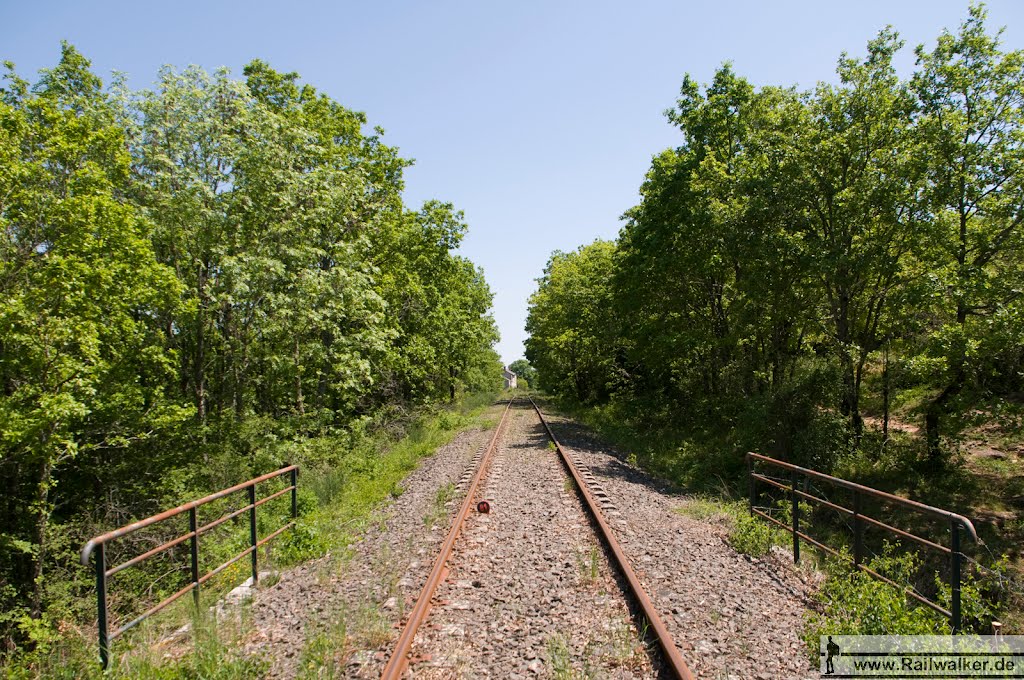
left=912, top=4, right=1024, bottom=463
left=0, top=45, right=181, bottom=640
left=526, top=240, right=619, bottom=402
left=616, top=66, right=812, bottom=409
left=788, top=29, right=924, bottom=440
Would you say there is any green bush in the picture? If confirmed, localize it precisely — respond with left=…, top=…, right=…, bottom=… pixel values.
left=804, top=548, right=949, bottom=655
left=728, top=512, right=785, bottom=557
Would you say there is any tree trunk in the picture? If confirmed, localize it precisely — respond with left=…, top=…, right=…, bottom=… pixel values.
left=294, top=338, right=304, bottom=416
left=30, top=440, right=54, bottom=618
left=882, top=344, right=890, bottom=446
left=926, top=369, right=965, bottom=466
left=194, top=263, right=208, bottom=425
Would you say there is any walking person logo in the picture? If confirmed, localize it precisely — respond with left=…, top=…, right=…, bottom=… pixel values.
left=825, top=636, right=840, bottom=675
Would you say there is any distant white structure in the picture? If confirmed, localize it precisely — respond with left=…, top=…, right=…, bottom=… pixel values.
left=502, top=366, right=517, bottom=390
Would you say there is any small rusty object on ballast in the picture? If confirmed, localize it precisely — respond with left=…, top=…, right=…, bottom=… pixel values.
left=477, top=500, right=490, bottom=514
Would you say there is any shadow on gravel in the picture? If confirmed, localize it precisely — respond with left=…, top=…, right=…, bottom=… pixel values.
left=508, top=424, right=550, bottom=450
left=542, top=418, right=684, bottom=498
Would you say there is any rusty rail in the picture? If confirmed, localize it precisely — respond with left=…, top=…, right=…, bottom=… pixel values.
left=531, top=398, right=695, bottom=680
left=381, top=400, right=513, bottom=679
left=80, top=465, right=299, bottom=668
left=746, top=452, right=978, bottom=631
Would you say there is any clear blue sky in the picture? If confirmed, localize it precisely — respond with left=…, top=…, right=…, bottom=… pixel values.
left=3, top=1, right=1022, bottom=364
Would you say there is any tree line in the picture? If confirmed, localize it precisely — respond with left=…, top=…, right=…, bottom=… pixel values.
left=526, top=6, right=1023, bottom=476
left=0, top=44, right=500, bottom=648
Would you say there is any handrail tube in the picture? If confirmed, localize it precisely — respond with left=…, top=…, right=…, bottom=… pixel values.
left=192, top=484, right=294, bottom=537
left=105, top=531, right=196, bottom=577
left=80, top=465, right=298, bottom=566
left=112, top=580, right=197, bottom=639
left=196, top=502, right=255, bottom=536
left=253, top=485, right=294, bottom=511
left=752, top=508, right=952, bottom=617
left=857, top=514, right=951, bottom=555
left=747, top=453, right=977, bottom=541
left=82, top=465, right=299, bottom=667
left=196, top=546, right=256, bottom=587
left=752, top=472, right=952, bottom=554
left=748, top=452, right=975, bottom=630
left=256, top=520, right=295, bottom=549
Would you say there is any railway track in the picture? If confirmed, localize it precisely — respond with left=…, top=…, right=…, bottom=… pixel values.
left=380, top=398, right=695, bottom=679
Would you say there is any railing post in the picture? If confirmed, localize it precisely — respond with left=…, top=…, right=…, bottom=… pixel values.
left=189, top=506, right=200, bottom=607
left=951, top=519, right=962, bottom=633
left=290, top=467, right=298, bottom=520
left=747, top=455, right=755, bottom=517
left=791, top=470, right=800, bottom=564
left=249, top=483, right=259, bottom=585
left=853, top=491, right=863, bottom=567
left=95, top=542, right=110, bottom=669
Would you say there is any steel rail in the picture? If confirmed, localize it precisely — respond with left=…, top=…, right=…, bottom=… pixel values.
left=529, top=398, right=695, bottom=680
left=380, top=399, right=513, bottom=680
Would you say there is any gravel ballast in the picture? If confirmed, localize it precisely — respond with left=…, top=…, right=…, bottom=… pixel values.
left=240, top=399, right=817, bottom=678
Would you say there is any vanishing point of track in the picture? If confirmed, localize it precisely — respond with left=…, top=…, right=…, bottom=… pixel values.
left=380, top=398, right=695, bottom=679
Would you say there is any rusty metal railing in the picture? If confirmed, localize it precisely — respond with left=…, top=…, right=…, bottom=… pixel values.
left=747, top=452, right=978, bottom=631
left=80, top=465, right=298, bottom=668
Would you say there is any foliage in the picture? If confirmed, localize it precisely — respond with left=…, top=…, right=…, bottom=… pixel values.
left=525, top=4, right=1023, bottom=636
left=0, top=45, right=500, bottom=659
left=526, top=4, right=1024, bottom=471
left=804, top=548, right=950, bottom=655
left=508, top=359, right=538, bottom=386
left=676, top=497, right=786, bottom=557
left=911, top=5, right=1024, bottom=464
left=525, top=240, right=620, bottom=402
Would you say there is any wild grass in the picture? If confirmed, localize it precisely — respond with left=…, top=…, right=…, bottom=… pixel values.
left=423, top=482, right=457, bottom=528
left=575, top=544, right=601, bottom=585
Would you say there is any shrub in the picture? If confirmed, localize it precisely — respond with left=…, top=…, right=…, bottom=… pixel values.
left=728, top=512, right=785, bottom=557
left=804, top=548, right=949, bottom=656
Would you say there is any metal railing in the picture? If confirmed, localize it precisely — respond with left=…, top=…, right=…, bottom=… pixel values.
left=80, top=465, right=298, bottom=668
left=747, top=452, right=978, bottom=631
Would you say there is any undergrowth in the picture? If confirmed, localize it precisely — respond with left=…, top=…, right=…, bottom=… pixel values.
left=3, top=392, right=501, bottom=678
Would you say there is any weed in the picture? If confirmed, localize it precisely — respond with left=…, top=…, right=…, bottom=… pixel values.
left=5, top=395, right=504, bottom=678
left=298, top=601, right=393, bottom=679
left=674, top=496, right=786, bottom=557
left=576, top=544, right=601, bottom=584
left=728, top=512, right=785, bottom=557
left=604, top=618, right=646, bottom=670
left=546, top=634, right=576, bottom=679
left=423, top=482, right=457, bottom=528
left=676, top=496, right=739, bottom=523
left=299, top=619, right=349, bottom=679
